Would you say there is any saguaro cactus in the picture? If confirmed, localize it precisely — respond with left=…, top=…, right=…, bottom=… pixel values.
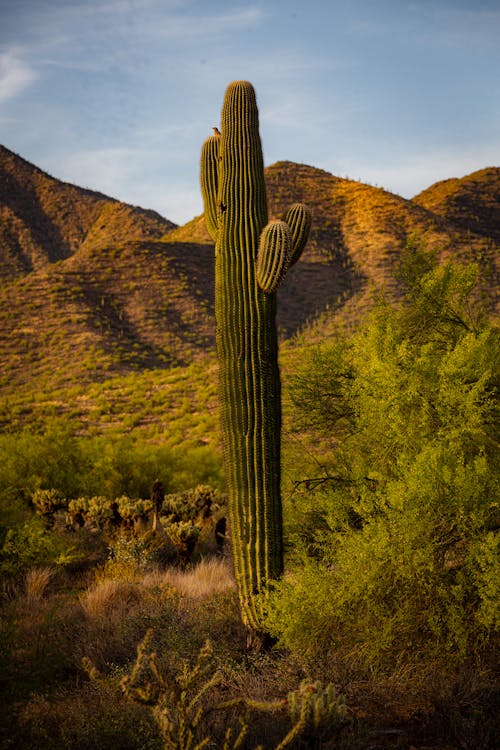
left=200, top=81, right=311, bottom=637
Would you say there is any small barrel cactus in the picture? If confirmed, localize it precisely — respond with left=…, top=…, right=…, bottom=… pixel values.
left=200, top=81, right=311, bottom=637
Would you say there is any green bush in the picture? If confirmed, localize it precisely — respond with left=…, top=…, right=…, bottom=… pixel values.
left=0, top=514, right=77, bottom=578
left=269, top=245, right=500, bottom=669
left=97, top=533, right=153, bottom=581
left=0, top=424, right=223, bottom=506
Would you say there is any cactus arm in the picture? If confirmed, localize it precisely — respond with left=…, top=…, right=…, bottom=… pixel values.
left=256, top=220, right=291, bottom=293
left=200, top=133, right=221, bottom=242
left=284, top=203, right=312, bottom=267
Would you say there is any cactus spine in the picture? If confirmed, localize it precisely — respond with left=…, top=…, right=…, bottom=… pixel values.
left=200, top=81, right=310, bottom=636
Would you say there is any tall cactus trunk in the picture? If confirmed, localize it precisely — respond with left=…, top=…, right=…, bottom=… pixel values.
left=200, top=81, right=311, bottom=640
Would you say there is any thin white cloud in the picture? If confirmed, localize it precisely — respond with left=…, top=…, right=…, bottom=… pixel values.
left=63, top=0, right=183, bottom=15
left=0, top=47, right=38, bottom=103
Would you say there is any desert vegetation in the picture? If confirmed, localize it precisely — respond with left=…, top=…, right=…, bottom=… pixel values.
left=1, top=112, right=499, bottom=748
left=1, top=235, right=498, bottom=748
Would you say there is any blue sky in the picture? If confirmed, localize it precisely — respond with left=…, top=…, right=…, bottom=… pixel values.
left=1, top=0, right=499, bottom=224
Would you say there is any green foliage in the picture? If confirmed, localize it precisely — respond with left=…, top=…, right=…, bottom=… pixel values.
left=0, top=420, right=89, bottom=499
left=0, top=424, right=222, bottom=516
left=270, top=247, right=499, bottom=668
left=0, top=515, right=74, bottom=578
left=98, top=533, right=153, bottom=581
left=0, top=488, right=78, bottom=578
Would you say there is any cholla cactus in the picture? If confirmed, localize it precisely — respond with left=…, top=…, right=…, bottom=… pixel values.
left=200, top=81, right=311, bottom=636
left=31, top=488, right=66, bottom=525
left=121, top=633, right=248, bottom=750
left=164, top=519, right=201, bottom=567
left=282, top=680, right=350, bottom=747
left=116, top=496, right=154, bottom=523
left=66, top=495, right=153, bottom=531
left=163, top=485, right=219, bottom=524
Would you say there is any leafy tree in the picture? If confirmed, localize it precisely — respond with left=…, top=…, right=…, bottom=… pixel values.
left=268, top=243, right=499, bottom=668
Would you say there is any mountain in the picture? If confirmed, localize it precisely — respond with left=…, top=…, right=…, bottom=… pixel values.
left=266, top=162, right=498, bottom=328
left=0, top=144, right=176, bottom=281
left=0, top=146, right=498, bottom=424
left=169, top=161, right=499, bottom=332
left=412, top=167, right=500, bottom=242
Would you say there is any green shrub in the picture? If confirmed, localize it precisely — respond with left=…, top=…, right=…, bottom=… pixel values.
left=0, top=515, right=76, bottom=579
left=0, top=423, right=223, bottom=509
left=96, top=534, right=152, bottom=582
left=270, top=246, right=500, bottom=669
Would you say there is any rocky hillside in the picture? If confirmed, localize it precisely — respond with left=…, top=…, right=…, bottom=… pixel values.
left=0, top=144, right=176, bottom=280
left=169, top=161, right=499, bottom=333
left=413, top=166, right=500, bottom=242
left=0, top=146, right=498, bottom=400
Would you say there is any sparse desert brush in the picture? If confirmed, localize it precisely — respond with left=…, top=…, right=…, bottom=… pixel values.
left=120, top=631, right=352, bottom=750
left=94, top=529, right=186, bottom=581
left=78, top=575, right=181, bottom=671
left=95, top=532, right=151, bottom=582
left=0, top=589, right=82, bottom=704
left=79, top=577, right=150, bottom=666
left=18, top=680, right=162, bottom=750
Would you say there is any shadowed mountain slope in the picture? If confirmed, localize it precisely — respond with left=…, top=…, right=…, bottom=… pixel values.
left=0, top=239, right=215, bottom=394
left=412, top=167, right=500, bottom=242
left=0, top=144, right=176, bottom=280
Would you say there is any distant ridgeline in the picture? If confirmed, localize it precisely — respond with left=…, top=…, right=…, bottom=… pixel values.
left=0, top=143, right=498, bottom=417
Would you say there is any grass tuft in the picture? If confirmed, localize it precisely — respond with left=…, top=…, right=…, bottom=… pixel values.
left=24, top=566, right=54, bottom=602
left=143, top=556, right=235, bottom=599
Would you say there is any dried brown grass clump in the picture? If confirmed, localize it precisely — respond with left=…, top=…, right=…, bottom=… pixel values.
left=78, top=576, right=180, bottom=670
left=143, top=556, right=235, bottom=599
left=24, top=566, right=54, bottom=602
left=80, top=578, right=146, bottom=620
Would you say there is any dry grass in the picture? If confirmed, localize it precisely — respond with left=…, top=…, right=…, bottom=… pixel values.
left=2, top=556, right=498, bottom=750
left=80, top=578, right=146, bottom=619
left=77, top=574, right=181, bottom=671
left=24, top=566, right=54, bottom=602
left=143, top=556, right=235, bottom=599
